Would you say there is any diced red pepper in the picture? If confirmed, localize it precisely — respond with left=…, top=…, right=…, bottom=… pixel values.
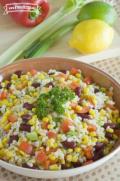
left=30, top=69, right=37, bottom=76
left=19, top=141, right=33, bottom=154
left=0, top=0, right=50, bottom=27
left=0, top=91, right=7, bottom=100
left=47, top=131, right=57, bottom=139
left=71, top=68, right=79, bottom=75
left=36, top=150, right=47, bottom=164
left=60, top=120, right=72, bottom=133
left=8, top=114, right=17, bottom=123
left=87, top=124, right=97, bottom=132
left=84, top=146, right=93, bottom=160
left=70, top=81, right=79, bottom=90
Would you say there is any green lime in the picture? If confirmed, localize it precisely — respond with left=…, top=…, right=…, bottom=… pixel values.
left=77, top=1, right=117, bottom=26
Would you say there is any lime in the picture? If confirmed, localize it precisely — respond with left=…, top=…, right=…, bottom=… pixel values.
left=77, top=1, right=117, bottom=26
left=69, top=19, right=114, bottom=54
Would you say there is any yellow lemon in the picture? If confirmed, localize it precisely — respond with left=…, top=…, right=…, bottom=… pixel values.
left=69, top=19, right=114, bottom=54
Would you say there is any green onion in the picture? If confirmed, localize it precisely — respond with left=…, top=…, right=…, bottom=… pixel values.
left=25, top=22, right=77, bottom=58
left=0, top=0, right=85, bottom=67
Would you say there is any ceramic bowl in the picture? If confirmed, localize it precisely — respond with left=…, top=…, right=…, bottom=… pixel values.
left=0, top=57, right=120, bottom=178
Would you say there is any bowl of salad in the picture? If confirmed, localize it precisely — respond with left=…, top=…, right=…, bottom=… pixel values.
left=0, top=57, right=120, bottom=178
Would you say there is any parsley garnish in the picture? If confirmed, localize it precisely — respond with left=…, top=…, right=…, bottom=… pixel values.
left=36, top=87, right=75, bottom=119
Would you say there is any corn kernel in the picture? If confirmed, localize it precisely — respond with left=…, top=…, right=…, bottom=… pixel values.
left=6, top=150, right=14, bottom=159
left=83, top=87, right=89, bottom=95
left=39, top=74, right=45, bottom=80
left=52, top=143, right=58, bottom=148
left=64, top=112, right=71, bottom=119
left=66, top=154, right=72, bottom=162
left=2, top=137, right=8, bottom=145
left=59, top=78, right=65, bottom=83
left=82, top=135, right=89, bottom=144
left=67, top=149, right=73, bottom=153
left=76, top=73, right=81, bottom=78
left=100, top=109, right=106, bottom=116
left=47, top=138, right=55, bottom=148
left=0, top=141, right=3, bottom=149
left=48, top=124, right=54, bottom=129
left=106, top=128, right=114, bottom=133
left=49, top=164, right=60, bottom=170
left=49, top=154, right=56, bottom=161
left=4, top=123, right=11, bottom=131
left=89, top=109, right=96, bottom=118
left=72, top=155, right=78, bottom=162
left=32, top=108, right=36, bottom=113
left=48, top=115, right=52, bottom=121
left=28, top=115, right=37, bottom=125
left=76, top=105, right=82, bottom=112
left=71, top=113, right=76, bottom=120
left=17, top=150, right=26, bottom=156
left=92, top=138, right=98, bottom=143
left=75, top=147, right=81, bottom=153
left=89, top=132, right=96, bottom=137
left=0, top=149, right=5, bottom=158
left=42, top=117, right=49, bottom=123
left=82, top=122, right=87, bottom=129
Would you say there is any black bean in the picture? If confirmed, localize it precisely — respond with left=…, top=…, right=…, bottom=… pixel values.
left=20, top=124, right=31, bottom=132
left=6, top=82, right=11, bottom=89
left=46, top=82, right=54, bottom=87
left=74, top=87, right=81, bottom=97
left=32, top=82, right=41, bottom=88
left=105, top=132, right=113, bottom=140
left=14, top=70, right=23, bottom=78
left=93, top=150, right=103, bottom=161
left=22, top=163, right=38, bottom=169
left=9, top=135, right=19, bottom=145
left=104, top=123, right=117, bottom=129
left=95, top=142, right=105, bottom=151
left=21, top=114, right=32, bottom=122
left=62, top=141, right=76, bottom=149
left=94, top=88, right=99, bottom=93
left=61, top=164, right=68, bottom=170
left=73, top=162, right=82, bottom=168
left=23, top=103, right=34, bottom=110
left=77, top=113, right=90, bottom=119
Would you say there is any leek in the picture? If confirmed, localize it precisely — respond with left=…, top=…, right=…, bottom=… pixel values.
left=24, top=22, right=77, bottom=58
left=0, top=0, right=85, bottom=67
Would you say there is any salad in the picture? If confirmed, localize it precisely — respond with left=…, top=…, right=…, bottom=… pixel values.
left=0, top=68, right=120, bottom=170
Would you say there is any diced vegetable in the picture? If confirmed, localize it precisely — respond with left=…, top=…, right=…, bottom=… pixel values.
left=87, top=124, right=97, bottom=132
left=8, top=114, right=17, bottom=123
left=36, top=150, right=47, bottom=163
left=26, top=132, right=38, bottom=141
left=19, top=141, right=33, bottom=154
left=48, top=131, right=57, bottom=139
left=60, top=120, right=72, bottom=133
left=84, top=146, right=93, bottom=160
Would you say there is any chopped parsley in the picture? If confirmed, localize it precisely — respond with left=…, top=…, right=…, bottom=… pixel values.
left=36, top=86, right=75, bottom=119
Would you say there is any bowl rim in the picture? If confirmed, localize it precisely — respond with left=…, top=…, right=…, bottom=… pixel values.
left=0, top=57, right=120, bottom=176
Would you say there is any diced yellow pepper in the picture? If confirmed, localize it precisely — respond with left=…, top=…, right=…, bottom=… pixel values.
left=49, top=164, right=60, bottom=170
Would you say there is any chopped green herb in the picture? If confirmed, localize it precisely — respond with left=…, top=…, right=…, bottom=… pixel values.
left=36, top=86, right=75, bottom=119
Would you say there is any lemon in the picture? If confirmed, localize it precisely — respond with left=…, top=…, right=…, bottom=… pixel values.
left=69, top=19, right=114, bottom=54
left=77, top=1, right=117, bottom=26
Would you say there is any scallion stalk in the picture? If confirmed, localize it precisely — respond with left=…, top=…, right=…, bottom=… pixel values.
left=25, top=22, right=77, bottom=58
